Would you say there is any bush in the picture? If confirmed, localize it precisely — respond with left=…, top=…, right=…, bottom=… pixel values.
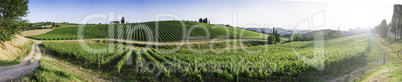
left=268, top=36, right=276, bottom=44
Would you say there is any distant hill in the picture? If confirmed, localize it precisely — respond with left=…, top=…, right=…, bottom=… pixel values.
left=300, top=29, right=335, bottom=36
left=242, top=27, right=315, bottom=36
left=28, top=21, right=268, bottom=42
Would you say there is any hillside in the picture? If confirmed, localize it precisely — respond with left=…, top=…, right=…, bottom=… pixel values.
left=26, top=34, right=378, bottom=81
left=27, top=21, right=268, bottom=42
left=0, top=35, right=33, bottom=65
left=243, top=27, right=315, bottom=36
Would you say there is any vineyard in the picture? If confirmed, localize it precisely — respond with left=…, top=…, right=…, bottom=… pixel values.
left=125, top=34, right=371, bottom=81
left=42, top=42, right=130, bottom=69
left=28, top=21, right=268, bottom=42
left=40, top=34, right=373, bottom=81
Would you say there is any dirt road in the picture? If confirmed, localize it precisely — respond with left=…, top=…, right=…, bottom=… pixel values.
left=0, top=43, right=42, bottom=81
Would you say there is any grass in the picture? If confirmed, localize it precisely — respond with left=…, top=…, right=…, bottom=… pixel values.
left=25, top=45, right=106, bottom=82
left=26, top=60, right=82, bottom=82
left=358, top=35, right=402, bottom=82
left=0, top=60, right=21, bottom=66
left=379, top=35, right=400, bottom=46
left=55, top=23, right=79, bottom=28
left=25, top=34, right=386, bottom=81
left=119, top=34, right=373, bottom=81
left=0, top=40, right=34, bottom=66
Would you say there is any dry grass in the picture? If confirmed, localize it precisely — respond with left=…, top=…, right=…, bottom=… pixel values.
left=21, top=29, right=53, bottom=36
left=0, top=35, right=31, bottom=61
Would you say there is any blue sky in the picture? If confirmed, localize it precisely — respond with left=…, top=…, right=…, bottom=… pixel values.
left=25, top=0, right=402, bottom=30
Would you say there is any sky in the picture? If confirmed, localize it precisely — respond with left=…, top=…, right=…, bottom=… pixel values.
left=25, top=0, right=402, bottom=31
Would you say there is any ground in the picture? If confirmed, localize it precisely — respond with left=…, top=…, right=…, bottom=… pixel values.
left=360, top=35, right=402, bottom=82
left=21, top=29, right=53, bottom=36
left=0, top=35, right=33, bottom=65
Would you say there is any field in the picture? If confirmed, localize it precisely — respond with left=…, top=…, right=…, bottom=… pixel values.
left=26, top=34, right=378, bottom=81
left=2, top=0, right=401, bottom=81
left=27, top=21, right=268, bottom=42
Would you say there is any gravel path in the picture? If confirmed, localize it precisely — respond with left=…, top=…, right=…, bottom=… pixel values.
left=0, top=43, right=41, bottom=82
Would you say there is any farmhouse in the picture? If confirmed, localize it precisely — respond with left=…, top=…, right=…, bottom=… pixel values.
left=110, top=21, right=119, bottom=24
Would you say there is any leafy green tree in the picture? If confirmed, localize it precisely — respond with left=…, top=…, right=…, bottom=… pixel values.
left=268, top=35, right=276, bottom=44
left=268, top=27, right=281, bottom=44
left=288, top=33, right=294, bottom=41
left=275, top=30, right=281, bottom=43
left=121, top=17, right=125, bottom=24
left=0, top=0, right=30, bottom=41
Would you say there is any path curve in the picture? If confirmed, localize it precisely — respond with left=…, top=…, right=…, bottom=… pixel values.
left=0, top=43, right=41, bottom=81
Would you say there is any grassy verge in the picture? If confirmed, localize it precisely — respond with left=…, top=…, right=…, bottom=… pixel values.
left=25, top=60, right=83, bottom=82
left=24, top=44, right=107, bottom=82
left=359, top=35, right=402, bottom=82
left=0, top=40, right=34, bottom=66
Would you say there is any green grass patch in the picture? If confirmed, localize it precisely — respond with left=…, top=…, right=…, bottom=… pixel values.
left=26, top=60, right=82, bottom=82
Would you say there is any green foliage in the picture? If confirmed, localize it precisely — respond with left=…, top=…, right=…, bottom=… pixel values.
left=116, top=49, right=132, bottom=73
left=268, top=35, right=276, bottom=44
left=268, top=27, right=281, bottom=44
left=153, top=34, right=370, bottom=80
left=0, top=0, right=30, bottom=41
left=42, top=42, right=128, bottom=66
left=375, top=19, right=388, bottom=38
left=27, top=60, right=81, bottom=82
left=289, top=33, right=302, bottom=41
left=120, top=34, right=370, bottom=81
left=121, top=17, right=125, bottom=24
left=28, top=21, right=267, bottom=41
left=391, top=5, right=402, bottom=40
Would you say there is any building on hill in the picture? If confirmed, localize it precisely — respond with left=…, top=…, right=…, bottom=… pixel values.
left=110, top=21, right=119, bottom=24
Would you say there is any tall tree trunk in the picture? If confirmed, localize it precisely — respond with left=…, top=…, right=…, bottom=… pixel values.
left=98, top=60, right=101, bottom=71
left=400, top=28, right=402, bottom=40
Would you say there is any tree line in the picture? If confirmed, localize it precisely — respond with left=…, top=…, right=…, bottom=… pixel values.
left=391, top=4, right=402, bottom=40
left=198, top=18, right=210, bottom=24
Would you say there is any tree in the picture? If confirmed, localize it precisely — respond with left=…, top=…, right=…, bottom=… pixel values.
left=204, top=18, right=208, bottom=23
left=199, top=18, right=203, bottom=23
left=268, top=35, right=276, bottom=44
left=121, top=17, right=125, bottom=24
left=0, top=0, right=30, bottom=41
left=268, top=27, right=282, bottom=44
left=376, top=19, right=388, bottom=38
left=391, top=5, right=402, bottom=40
left=275, top=30, right=281, bottom=43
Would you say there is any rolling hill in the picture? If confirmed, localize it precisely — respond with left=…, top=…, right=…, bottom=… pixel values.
left=27, top=21, right=268, bottom=42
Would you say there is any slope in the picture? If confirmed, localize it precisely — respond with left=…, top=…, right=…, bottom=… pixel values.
left=27, top=21, right=268, bottom=42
